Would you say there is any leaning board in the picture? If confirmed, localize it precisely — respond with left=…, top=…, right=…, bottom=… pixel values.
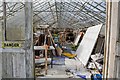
left=74, top=34, right=81, bottom=46
left=76, top=24, right=103, bottom=66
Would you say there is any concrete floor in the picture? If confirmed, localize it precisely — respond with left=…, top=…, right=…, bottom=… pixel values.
left=38, top=65, right=73, bottom=78
left=37, top=58, right=92, bottom=78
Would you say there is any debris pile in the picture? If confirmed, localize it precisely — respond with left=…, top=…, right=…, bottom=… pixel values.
left=34, top=24, right=104, bottom=79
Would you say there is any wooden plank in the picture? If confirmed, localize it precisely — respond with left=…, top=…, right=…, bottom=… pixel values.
left=0, top=45, right=1, bottom=79
left=104, top=2, right=119, bottom=78
left=24, top=2, right=34, bottom=78
left=103, top=1, right=112, bottom=78
left=18, top=53, right=26, bottom=78
left=0, top=21, right=2, bottom=80
left=0, top=21, right=2, bottom=48
left=47, top=29, right=60, bottom=56
left=76, top=24, right=103, bottom=66
left=35, top=58, right=51, bottom=64
left=2, top=53, right=7, bottom=78
left=12, top=53, right=17, bottom=77
left=74, top=33, right=81, bottom=45
left=74, top=31, right=84, bottom=46
left=2, top=52, right=26, bottom=78
left=12, top=53, right=26, bottom=78
left=34, top=46, right=55, bottom=50
left=2, top=53, right=13, bottom=78
left=6, top=53, right=13, bottom=78
left=45, top=45, right=48, bottom=75
left=107, top=2, right=119, bottom=78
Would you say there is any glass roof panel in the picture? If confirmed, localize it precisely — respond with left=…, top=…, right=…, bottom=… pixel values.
left=0, top=0, right=106, bottom=28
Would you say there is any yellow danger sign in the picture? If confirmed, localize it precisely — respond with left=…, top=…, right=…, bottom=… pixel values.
left=2, top=42, right=21, bottom=48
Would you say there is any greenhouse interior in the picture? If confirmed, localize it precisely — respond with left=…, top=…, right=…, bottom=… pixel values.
left=0, top=0, right=120, bottom=79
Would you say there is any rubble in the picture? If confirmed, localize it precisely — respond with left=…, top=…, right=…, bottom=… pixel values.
left=34, top=24, right=104, bottom=79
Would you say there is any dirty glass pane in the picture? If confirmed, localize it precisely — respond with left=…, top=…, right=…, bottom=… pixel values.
left=6, top=3, right=25, bottom=41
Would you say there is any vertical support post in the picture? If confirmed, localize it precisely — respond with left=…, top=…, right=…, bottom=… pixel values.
left=44, top=35, right=48, bottom=75
left=3, top=1, right=6, bottom=41
left=24, top=1, right=34, bottom=78
left=104, top=1, right=119, bottom=78
left=0, top=1, right=6, bottom=79
left=108, top=2, right=118, bottom=78
left=114, top=2, right=120, bottom=78
left=0, top=20, right=2, bottom=80
left=45, top=45, right=48, bottom=75
left=103, top=1, right=112, bottom=78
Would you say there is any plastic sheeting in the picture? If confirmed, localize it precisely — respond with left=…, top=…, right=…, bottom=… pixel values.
left=76, top=24, right=103, bottom=66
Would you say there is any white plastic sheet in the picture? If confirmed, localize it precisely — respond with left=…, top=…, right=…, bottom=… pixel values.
left=76, top=24, right=103, bottom=66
